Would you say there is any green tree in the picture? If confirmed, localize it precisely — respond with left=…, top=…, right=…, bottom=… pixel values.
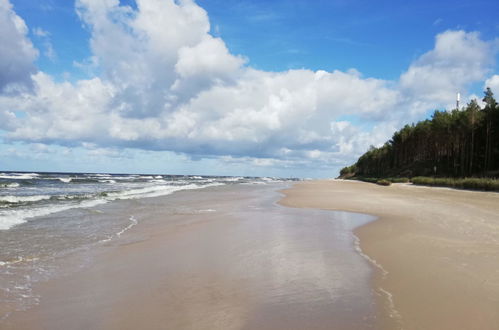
left=482, top=87, right=497, bottom=173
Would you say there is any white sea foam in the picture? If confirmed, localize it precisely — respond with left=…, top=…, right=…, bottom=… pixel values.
left=101, top=215, right=139, bottom=243
left=0, top=173, right=39, bottom=180
left=0, top=183, right=20, bottom=188
left=98, top=179, right=116, bottom=183
left=0, top=256, right=40, bottom=267
left=378, top=287, right=403, bottom=325
left=0, top=182, right=225, bottom=230
left=0, top=199, right=108, bottom=230
left=198, top=178, right=215, bottom=183
left=353, top=234, right=402, bottom=324
left=0, top=195, right=52, bottom=203
left=222, top=176, right=244, bottom=182
left=353, top=234, right=388, bottom=277
left=116, top=216, right=138, bottom=237
left=58, top=178, right=72, bottom=183
left=107, top=182, right=224, bottom=200
left=150, top=179, right=167, bottom=183
left=56, top=194, right=93, bottom=200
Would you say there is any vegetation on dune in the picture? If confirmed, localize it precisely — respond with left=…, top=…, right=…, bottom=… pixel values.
left=376, top=179, right=391, bottom=186
left=411, top=177, right=499, bottom=191
left=340, top=88, right=499, bottom=191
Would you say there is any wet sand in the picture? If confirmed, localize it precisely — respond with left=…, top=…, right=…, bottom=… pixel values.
left=3, top=184, right=381, bottom=330
left=279, top=180, right=499, bottom=330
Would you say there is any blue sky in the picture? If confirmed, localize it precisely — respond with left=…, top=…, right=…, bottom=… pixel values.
left=1, top=0, right=498, bottom=177
left=200, top=0, right=499, bottom=76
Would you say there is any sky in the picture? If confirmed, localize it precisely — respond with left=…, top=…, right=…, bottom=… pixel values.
left=1, top=0, right=499, bottom=178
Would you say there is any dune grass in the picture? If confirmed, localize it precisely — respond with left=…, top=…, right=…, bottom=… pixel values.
left=411, top=177, right=499, bottom=191
left=347, top=176, right=498, bottom=192
left=376, top=179, right=391, bottom=186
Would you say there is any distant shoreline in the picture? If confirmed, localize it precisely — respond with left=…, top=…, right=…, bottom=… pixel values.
left=279, top=179, right=499, bottom=329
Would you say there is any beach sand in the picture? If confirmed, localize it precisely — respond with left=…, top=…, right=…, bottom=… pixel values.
left=280, top=180, right=499, bottom=330
left=3, top=184, right=381, bottom=330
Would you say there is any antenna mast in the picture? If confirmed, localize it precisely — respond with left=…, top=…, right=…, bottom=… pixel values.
left=456, top=92, right=460, bottom=109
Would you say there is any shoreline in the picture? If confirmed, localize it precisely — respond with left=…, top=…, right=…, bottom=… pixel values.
left=2, top=183, right=381, bottom=330
left=279, top=180, right=499, bottom=329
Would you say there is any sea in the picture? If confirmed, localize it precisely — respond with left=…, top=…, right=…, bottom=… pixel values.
left=0, top=171, right=290, bottom=320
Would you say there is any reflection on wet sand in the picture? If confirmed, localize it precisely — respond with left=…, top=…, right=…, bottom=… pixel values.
left=3, top=184, right=379, bottom=330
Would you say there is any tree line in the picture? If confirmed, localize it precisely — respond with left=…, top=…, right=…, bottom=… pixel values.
left=341, top=88, right=499, bottom=179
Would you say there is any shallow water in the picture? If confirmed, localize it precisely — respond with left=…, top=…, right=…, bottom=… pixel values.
left=1, top=183, right=379, bottom=329
left=0, top=171, right=280, bottom=230
left=0, top=173, right=288, bottom=318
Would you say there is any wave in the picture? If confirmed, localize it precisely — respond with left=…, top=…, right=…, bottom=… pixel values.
left=0, top=183, right=20, bottom=188
left=0, top=173, right=40, bottom=180
left=0, top=199, right=108, bottom=230
left=58, top=178, right=72, bottom=183
left=106, top=183, right=222, bottom=200
left=70, top=178, right=101, bottom=183
left=56, top=194, right=94, bottom=201
left=221, top=177, right=244, bottom=182
left=0, top=182, right=225, bottom=231
left=0, top=193, right=96, bottom=205
left=0, top=195, right=52, bottom=204
left=85, top=175, right=141, bottom=182
left=197, top=178, right=215, bottom=183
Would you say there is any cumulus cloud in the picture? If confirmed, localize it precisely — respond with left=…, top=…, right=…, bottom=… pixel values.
left=485, top=75, right=499, bottom=95
left=400, top=30, right=494, bottom=104
left=5, top=72, right=114, bottom=143
left=0, top=0, right=38, bottom=93
left=0, top=0, right=498, bottom=172
left=74, top=0, right=239, bottom=117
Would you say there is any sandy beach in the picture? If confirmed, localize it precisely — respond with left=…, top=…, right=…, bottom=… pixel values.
left=280, top=180, right=499, bottom=330
left=3, top=180, right=498, bottom=330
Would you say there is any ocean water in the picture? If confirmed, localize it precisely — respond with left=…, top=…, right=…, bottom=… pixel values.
left=0, top=172, right=288, bottom=319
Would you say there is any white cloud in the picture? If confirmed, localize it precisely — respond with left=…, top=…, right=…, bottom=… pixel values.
left=33, top=27, right=50, bottom=37
left=5, top=72, right=114, bottom=143
left=0, top=0, right=498, bottom=174
left=32, top=27, right=56, bottom=61
left=400, top=30, right=494, bottom=104
left=485, top=75, right=499, bottom=96
left=433, top=18, right=443, bottom=26
left=0, top=0, right=38, bottom=93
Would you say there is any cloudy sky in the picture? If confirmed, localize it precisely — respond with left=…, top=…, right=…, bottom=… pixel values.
left=1, top=0, right=498, bottom=178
